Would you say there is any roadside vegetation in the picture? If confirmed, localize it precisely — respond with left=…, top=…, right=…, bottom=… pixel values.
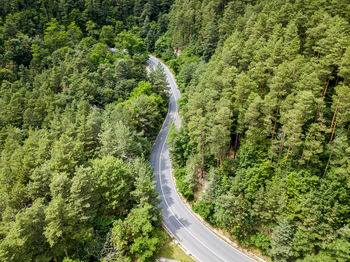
left=164, top=1, right=350, bottom=261
left=155, top=237, right=195, bottom=262
left=1, top=0, right=349, bottom=261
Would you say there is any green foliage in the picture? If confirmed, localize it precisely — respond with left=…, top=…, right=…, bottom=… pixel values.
left=111, top=203, right=165, bottom=261
left=174, top=168, right=194, bottom=201
left=193, top=200, right=214, bottom=223
left=250, top=231, right=271, bottom=256
left=92, top=156, right=133, bottom=216
left=99, top=120, right=144, bottom=160
left=99, top=25, right=115, bottom=47
left=115, top=30, right=146, bottom=56
left=2, top=0, right=350, bottom=261
left=270, top=219, right=294, bottom=262
left=0, top=2, right=171, bottom=260
left=168, top=126, right=193, bottom=168
left=167, top=0, right=350, bottom=260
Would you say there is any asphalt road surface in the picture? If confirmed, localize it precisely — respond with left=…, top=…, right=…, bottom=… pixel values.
left=149, top=55, right=255, bottom=262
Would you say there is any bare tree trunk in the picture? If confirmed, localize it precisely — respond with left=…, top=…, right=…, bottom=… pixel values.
left=299, top=151, right=304, bottom=166
left=284, top=145, right=291, bottom=167
left=330, top=103, right=338, bottom=131
left=233, top=133, right=239, bottom=159
left=201, top=134, right=204, bottom=179
left=271, top=98, right=280, bottom=139
left=322, top=79, right=331, bottom=97
left=277, top=132, right=285, bottom=163
left=270, top=99, right=281, bottom=163
left=323, top=152, right=332, bottom=176
left=335, top=75, right=339, bottom=86
left=329, top=118, right=337, bottom=143
left=61, top=236, right=69, bottom=258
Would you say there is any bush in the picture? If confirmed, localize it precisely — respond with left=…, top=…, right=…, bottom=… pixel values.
left=193, top=200, right=214, bottom=224
left=250, top=231, right=271, bottom=255
left=174, top=168, right=194, bottom=201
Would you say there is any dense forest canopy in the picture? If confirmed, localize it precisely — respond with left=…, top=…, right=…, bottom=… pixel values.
left=0, top=0, right=172, bottom=261
left=1, top=0, right=350, bottom=261
left=164, top=0, right=350, bottom=261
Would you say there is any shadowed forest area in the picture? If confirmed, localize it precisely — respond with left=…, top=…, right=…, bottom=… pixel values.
left=0, top=0, right=349, bottom=261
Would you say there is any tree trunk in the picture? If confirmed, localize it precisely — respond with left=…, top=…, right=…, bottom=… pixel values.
left=299, top=150, right=304, bottom=166
left=270, top=99, right=281, bottom=162
left=200, top=134, right=204, bottom=179
left=233, top=133, right=239, bottom=159
left=272, top=97, right=281, bottom=138
left=323, top=152, right=332, bottom=177
left=335, top=75, right=339, bottom=86
left=329, top=118, right=337, bottom=143
left=284, top=145, right=291, bottom=167
left=277, top=132, right=285, bottom=163
left=330, top=103, right=338, bottom=131
left=322, top=79, right=331, bottom=97
left=61, top=236, right=69, bottom=258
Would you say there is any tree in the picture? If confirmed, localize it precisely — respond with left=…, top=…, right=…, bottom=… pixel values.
left=339, top=46, right=350, bottom=85
left=99, top=25, right=115, bottom=47
left=86, top=20, right=98, bottom=39
left=270, top=218, right=294, bottom=262
left=67, top=22, right=82, bottom=45
left=167, top=126, right=193, bottom=168
left=214, top=194, right=252, bottom=239
left=280, top=91, right=316, bottom=165
left=207, top=98, right=232, bottom=166
left=4, top=34, right=33, bottom=66
left=49, top=133, right=85, bottom=174
left=128, top=93, right=162, bottom=141
left=92, top=156, right=133, bottom=216
left=130, top=158, right=159, bottom=208
left=243, top=93, right=265, bottom=147
left=299, top=122, right=326, bottom=166
left=186, top=89, right=207, bottom=179
left=43, top=18, right=69, bottom=52
left=44, top=194, right=73, bottom=260
left=99, top=120, right=143, bottom=160
left=0, top=199, right=49, bottom=262
left=69, top=166, right=99, bottom=223
left=115, top=31, right=146, bottom=56
left=202, top=21, right=218, bottom=61
left=329, top=85, right=350, bottom=142
left=149, top=65, right=169, bottom=103
left=111, top=203, right=164, bottom=261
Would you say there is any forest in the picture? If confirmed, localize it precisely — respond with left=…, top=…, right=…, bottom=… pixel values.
left=0, top=0, right=349, bottom=261
left=0, top=0, right=172, bottom=261
left=165, top=0, right=350, bottom=261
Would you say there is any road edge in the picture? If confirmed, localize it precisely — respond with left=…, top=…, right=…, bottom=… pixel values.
left=150, top=55, right=267, bottom=262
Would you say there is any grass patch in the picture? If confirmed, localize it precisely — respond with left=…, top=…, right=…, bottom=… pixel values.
left=155, top=237, right=195, bottom=262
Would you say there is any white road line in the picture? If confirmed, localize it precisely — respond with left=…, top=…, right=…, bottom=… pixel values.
left=151, top=55, right=255, bottom=262
left=157, top=119, right=225, bottom=262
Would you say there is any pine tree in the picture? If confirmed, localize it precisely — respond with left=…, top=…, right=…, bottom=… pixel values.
left=270, top=218, right=294, bottom=262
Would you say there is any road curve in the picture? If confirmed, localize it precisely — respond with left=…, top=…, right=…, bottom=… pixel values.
left=149, top=55, right=255, bottom=262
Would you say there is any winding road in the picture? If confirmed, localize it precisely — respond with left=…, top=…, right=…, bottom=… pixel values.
left=149, top=55, right=255, bottom=262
